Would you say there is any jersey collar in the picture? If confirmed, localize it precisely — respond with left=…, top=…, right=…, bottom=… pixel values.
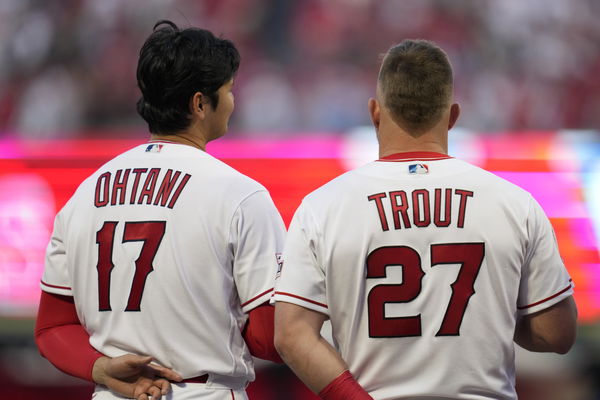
left=377, top=151, right=452, bottom=162
left=148, top=139, right=177, bottom=144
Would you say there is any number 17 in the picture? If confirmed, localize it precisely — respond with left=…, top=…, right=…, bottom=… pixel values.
left=96, top=221, right=166, bottom=312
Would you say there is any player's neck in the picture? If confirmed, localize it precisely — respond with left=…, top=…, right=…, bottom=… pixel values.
left=378, top=130, right=448, bottom=158
left=379, top=144, right=446, bottom=158
left=150, top=132, right=207, bottom=151
left=376, top=109, right=449, bottom=158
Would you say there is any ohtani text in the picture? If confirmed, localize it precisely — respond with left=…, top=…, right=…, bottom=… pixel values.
left=368, top=188, right=473, bottom=230
left=94, top=168, right=191, bottom=208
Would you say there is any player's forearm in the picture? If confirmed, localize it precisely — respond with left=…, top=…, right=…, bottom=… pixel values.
left=35, top=323, right=103, bottom=381
left=514, top=319, right=573, bottom=354
left=514, top=319, right=551, bottom=352
left=35, top=291, right=103, bottom=381
left=275, top=327, right=347, bottom=393
left=274, top=302, right=372, bottom=399
left=514, top=297, right=577, bottom=354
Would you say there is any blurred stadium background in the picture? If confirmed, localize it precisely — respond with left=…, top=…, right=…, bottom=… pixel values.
left=0, top=0, right=599, bottom=399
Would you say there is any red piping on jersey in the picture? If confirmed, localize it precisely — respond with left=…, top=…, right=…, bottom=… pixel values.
left=377, top=151, right=452, bottom=162
left=517, top=281, right=573, bottom=310
left=274, top=291, right=328, bottom=309
left=231, top=389, right=235, bottom=399
left=40, top=280, right=72, bottom=291
left=241, top=288, right=274, bottom=307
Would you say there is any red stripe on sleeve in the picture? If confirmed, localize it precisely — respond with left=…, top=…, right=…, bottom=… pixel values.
left=41, top=280, right=72, bottom=291
left=518, top=282, right=573, bottom=310
left=241, top=288, right=274, bottom=308
left=274, top=291, right=328, bottom=309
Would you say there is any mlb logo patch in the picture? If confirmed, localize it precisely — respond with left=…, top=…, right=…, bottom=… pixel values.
left=275, top=253, right=283, bottom=279
left=409, top=163, right=429, bottom=174
left=145, top=144, right=164, bottom=153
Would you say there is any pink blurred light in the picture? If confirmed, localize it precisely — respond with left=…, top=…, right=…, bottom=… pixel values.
left=493, top=172, right=589, bottom=218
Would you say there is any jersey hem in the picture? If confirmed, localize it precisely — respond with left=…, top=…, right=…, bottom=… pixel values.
left=241, top=288, right=274, bottom=313
left=40, top=280, right=73, bottom=296
left=518, top=281, right=573, bottom=315
left=272, top=291, right=329, bottom=315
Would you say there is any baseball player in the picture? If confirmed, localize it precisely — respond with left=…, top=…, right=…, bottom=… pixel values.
left=35, top=20, right=285, bottom=400
left=273, top=39, right=577, bottom=400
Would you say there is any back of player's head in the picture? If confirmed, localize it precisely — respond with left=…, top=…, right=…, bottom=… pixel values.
left=378, top=39, right=453, bottom=136
left=136, top=20, right=240, bottom=134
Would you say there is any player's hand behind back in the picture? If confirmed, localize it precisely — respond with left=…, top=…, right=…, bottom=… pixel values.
left=92, top=354, right=183, bottom=400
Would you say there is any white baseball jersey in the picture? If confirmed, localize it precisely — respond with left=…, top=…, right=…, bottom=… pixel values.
left=273, top=151, right=573, bottom=400
left=41, top=141, right=285, bottom=391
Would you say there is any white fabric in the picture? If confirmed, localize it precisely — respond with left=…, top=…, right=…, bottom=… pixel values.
left=41, top=142, right=285, bottom=391
left=91, top=383, right=247, bottom=400
left=273, top=153, right=573, bottom=400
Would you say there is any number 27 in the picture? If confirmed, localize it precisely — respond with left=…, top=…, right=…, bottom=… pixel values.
left=367, top=243, right=485, bottom=337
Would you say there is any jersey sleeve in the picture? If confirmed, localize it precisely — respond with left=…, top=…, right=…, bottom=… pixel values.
left=35, top=292, right=103, bottom=382
left=231, top=190, right=286, bottom=313
left=40, top=209, right=73, bottom=296
left=272, top=200, right=329, bottom=315
left=517, top=195, right=574, bottom=316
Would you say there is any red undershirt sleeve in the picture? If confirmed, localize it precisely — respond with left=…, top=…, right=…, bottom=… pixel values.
left=319, top=370, right=374, bottom=400
left=242, top=302, right=283, bottom=363
left=34, top=291, right=103, bottom=382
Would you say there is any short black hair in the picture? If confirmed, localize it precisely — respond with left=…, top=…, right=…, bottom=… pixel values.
left=378, top=39, right=453, bottom=136
left=136, top=20, right=240, bottom=134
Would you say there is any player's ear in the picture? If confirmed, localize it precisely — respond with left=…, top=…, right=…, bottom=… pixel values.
left=368, top=98, right=380, bottom=131
left=189, top=92, right=206, bottom=119
left=448, top=103, right=460, bottom=130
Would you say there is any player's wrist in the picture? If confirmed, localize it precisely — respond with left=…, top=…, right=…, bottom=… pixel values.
left=319, top=370, right=373, bottom=400
left=91, top=356, right=112, bottom=385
